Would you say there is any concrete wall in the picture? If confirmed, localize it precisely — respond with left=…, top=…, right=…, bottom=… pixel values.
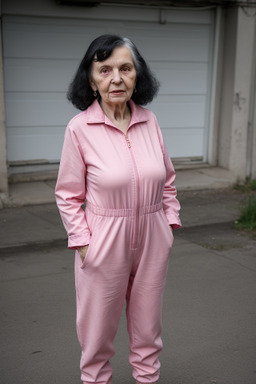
left=208, top=7, right=224, bottom=166
left=218, top=7, right=256, bottom=181
left=0, top=18, right=8, bottom=194
left=251, top=82, right=256, bottom=180
left=218, top=7, right=238, bottom=172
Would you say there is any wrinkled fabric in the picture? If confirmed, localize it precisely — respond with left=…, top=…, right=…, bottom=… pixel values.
left=55, top=99, right=181, bottom=383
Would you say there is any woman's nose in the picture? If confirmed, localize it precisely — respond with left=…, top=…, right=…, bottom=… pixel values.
left=112, top=69, right=122, bottom=84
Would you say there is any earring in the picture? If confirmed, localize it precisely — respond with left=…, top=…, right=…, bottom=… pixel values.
left=93, top=90, right=97, bottom=97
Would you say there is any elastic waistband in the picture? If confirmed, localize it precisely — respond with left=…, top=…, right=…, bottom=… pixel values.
left=86, top=201, right=163, bottom=217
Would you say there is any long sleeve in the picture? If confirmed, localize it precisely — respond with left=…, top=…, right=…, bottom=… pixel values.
left=154, top=114, right=181, bottom=229
left=55, top=123, right=91, bottom=249
left=162, top=142, right=181, bottom=229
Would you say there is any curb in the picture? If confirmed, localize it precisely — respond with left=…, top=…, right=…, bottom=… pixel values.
left=0, top=238, right=68, bottom=255
left=0, top=220, right=240, bottom=254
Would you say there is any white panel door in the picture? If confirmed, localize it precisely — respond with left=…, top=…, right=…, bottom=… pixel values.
left=2, top=8, right=214, bottom=166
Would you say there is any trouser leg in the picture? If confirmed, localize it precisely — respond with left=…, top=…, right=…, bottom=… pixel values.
left=126, top=212, right=174, bottom=383
left=126, top=263, right=167, bottom=383
left=74, top=247, right=130, bottom=384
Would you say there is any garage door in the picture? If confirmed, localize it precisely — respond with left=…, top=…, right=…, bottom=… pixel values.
left=2, top=8, right=214, bottom=172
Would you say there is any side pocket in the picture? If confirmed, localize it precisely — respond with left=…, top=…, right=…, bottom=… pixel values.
left=78, top=247, right=89, bottom=270
left=79, top=243, right=91, bottom=270
left=160, top=210, right=174, bottom=248
left=79, top=221, right=100, bottom=270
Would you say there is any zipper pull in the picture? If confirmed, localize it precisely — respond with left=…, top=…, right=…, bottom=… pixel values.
left=125, top=134, right=131, bottom=148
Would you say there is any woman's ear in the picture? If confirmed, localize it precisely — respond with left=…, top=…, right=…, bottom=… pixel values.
left=89, top=78, right=97, bottom=92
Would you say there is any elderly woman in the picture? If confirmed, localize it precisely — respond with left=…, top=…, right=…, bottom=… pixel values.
left=55, top=34, right=181, bottom=384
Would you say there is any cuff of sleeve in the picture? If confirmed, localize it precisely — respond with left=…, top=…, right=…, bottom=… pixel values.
left=68, top=231, right=91, bottom=249
left=165, top=214, right=182, bottom=230
left=170, top=223, right=181, bottom=230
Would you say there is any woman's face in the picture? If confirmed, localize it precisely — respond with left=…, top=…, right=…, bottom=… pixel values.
left=89, top=45, right=137, bottom=109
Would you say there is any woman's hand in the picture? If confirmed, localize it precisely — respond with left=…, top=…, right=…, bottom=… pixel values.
left=77, top=245, right=89, bottom=262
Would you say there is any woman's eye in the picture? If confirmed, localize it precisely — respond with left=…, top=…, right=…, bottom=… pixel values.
left=121, top=67, right=130, bottom=72
left=100, top=68, right=110, bottom=74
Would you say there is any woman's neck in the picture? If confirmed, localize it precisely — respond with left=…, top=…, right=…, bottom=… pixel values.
left=100, top=101, right=131, bottom=133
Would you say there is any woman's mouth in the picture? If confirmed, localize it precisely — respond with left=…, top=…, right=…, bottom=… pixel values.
left=111, top=90, right=125, bottom=95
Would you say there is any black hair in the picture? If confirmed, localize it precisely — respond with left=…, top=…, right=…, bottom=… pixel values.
left=67, top=34, right=160, bottom=110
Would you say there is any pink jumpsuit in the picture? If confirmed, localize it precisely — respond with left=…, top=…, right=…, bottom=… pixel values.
left=55, top=100, right=181, bottom=384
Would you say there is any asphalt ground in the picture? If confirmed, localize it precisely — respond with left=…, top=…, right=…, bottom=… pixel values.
left=0, top=188, right=255, bottom=384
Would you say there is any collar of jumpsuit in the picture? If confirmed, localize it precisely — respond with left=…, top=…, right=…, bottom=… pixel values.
left=86, top=99, right=149, bottom=131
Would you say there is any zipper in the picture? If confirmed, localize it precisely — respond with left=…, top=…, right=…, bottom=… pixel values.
left=124, top=132, right=140, bottom=249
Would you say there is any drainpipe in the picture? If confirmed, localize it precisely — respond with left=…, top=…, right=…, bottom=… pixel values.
left=246, top=11, right=256, bottom=179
